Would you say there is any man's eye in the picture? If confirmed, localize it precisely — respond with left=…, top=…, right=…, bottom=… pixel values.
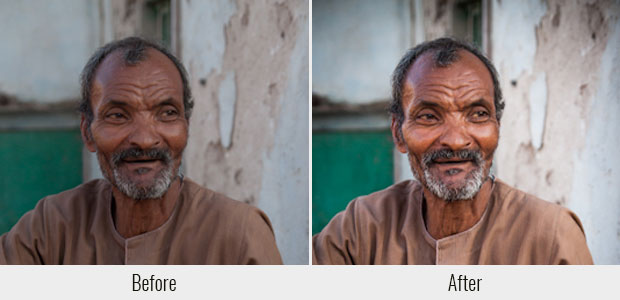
left=471, top=110, right=490, bottom=122
left=419, top=113, right=436, bottom=119
left=160, top=109, right=179, bottom=121
left=416, top=113, right=438, bottom=124
left=105, top=112, right=127, bottom=122
left=475, top=111, right=488, bottom=117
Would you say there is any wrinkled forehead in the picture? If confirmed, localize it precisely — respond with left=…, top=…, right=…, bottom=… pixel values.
left=405, top=49, right=493, bottom=91
left=93, top=48, right=182, bottom=88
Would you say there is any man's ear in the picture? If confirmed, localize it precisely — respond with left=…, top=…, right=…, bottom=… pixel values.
left=80, top=115, right=96, bottom=153
left=391, top=117, right=408, bottom=154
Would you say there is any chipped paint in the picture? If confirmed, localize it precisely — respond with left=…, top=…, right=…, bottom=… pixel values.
left=258, top=18, right=309, bottom=264
left=182, top=0, right=308, bottom=264
left=181, top=0, right=236, bottom=76
left=217, top=71, right=236, bottom=149
left=569, top=16, right=620, bottom=264
left=493, top=0, right=620, bottom=263
left=528, top=72, right=547, bottom=150
left=492, top=0, right=546, bottom=81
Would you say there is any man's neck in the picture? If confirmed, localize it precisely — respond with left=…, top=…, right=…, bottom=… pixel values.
left=423, top=178, right=494, bottom=240
left=112, top=178, right=182, bottom=239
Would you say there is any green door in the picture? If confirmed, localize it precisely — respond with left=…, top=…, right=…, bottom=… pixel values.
left=0, top=129, right=83, bottom=234
left=312, top=130, right=394, bottom=234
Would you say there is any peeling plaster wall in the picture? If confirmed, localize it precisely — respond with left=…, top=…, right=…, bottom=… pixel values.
left=0, top=0, right=99, bottom=102
left=492, top=0, right=620, bottom=263
left=420, top=0, right=455, bottom=41
left=99, top=0, right=165, bottom=43
left=180, top=0, right=309, bottom=264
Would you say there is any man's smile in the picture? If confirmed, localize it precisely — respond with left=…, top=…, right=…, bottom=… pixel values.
left=122, top=156, right=164, bottom=164
left=424, top=151, right=480, bottom=175
left=430, top=160, right=476, bottom=180
left=111, top=150, right=172, bottom=181
left=122, top=159, right=163, bottom=169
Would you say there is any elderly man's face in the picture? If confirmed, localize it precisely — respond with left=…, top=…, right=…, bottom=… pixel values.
left=392, top=50, right=499, bottom=201
left=82, top=48, right=188, bottom=200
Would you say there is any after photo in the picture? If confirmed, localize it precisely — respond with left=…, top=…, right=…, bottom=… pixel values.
left=312, top=0, right=618, bottom=265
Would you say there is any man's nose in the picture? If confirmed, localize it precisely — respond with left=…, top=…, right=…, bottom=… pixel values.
left=127, top=117, right=161, bottom=149
left=438, top=120, right=472, bottom=151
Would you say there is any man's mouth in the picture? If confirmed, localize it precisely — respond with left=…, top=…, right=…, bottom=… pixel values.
left=121, top=156, right=164, bottom=172
left=432, top=158, right=474, bottom=165
left=111, top=147, right=172, bottom=168
left=422, top=148, right=483, bottom=170
left=431, top=159, right=474, bottom=176
left=122, top=156, right=162, bottom=164
left=119, top=158, right=165, bottom=176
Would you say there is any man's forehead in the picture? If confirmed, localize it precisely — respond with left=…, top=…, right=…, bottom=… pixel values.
left=405, top=50, right=493, bottom=88
left=94, top=48, right=180, bottom=84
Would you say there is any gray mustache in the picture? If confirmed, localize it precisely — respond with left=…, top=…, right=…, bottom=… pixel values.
left=111, top=147, right=172, bottom=166
left=422, top=149, right=483, bottom=166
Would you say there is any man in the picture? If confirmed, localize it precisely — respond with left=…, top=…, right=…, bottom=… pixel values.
left=312, top=38, right=593, bottom=264
left=0, top=37, right=282, bottom=264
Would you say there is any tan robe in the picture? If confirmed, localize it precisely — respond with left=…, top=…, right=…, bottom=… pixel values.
left=0, top=178, right=282, bottom=264
left=313, top=179, right=593, bottom=265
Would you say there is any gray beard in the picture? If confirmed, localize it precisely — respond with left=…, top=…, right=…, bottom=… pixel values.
left=111, top=164, right=175, bottom=200
left=409, top=150, right=487, bottom=202
left=97, top=147, right=178, bottom=201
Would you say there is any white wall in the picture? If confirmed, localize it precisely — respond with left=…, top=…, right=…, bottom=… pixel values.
left=492, top=0, right=620, bottom=264
left=0, top=0, right=99, bottom=102
left=180, top=0, right=309, bottom=264
left=312, top=0, right=411, bottom=103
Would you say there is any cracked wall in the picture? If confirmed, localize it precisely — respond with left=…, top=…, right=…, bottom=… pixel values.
left=180, top=0, right=309, bottom=264
left=492, top=0, right=620, bottom=263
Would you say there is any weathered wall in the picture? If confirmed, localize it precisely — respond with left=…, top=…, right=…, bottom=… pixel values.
left=492, top=0, right=620, bottom=264
left=0, top=0, right=99, bottom=103
left=180, top=0, right=309, bottom=264
left=312, top=0, right=411, bottom=104
left=99, top=0, right=148, bottom=43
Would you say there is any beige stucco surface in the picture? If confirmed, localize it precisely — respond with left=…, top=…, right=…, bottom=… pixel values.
left=181, top=0, right=309, bottom=265
left=492, top=0, right=620, bottom=264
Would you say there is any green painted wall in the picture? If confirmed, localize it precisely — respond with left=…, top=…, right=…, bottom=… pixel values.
left=0, top=129, right=83, bottom=234
left=312, top=130, right=394, bottom=234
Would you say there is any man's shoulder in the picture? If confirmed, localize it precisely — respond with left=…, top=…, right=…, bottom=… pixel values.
left=39, top=179, right=111, bottom=211
left=493, top=178, right=584, bottom=233
left=494, top=179, right=562, bottom=214
left=181, top=178, right=264, bottom=219
left=12, top=179, right=111, bottom=230
left=355, top=180, right=421, bottom=204
left=492, top=178, right=591, bottom=264
left=179, top=178, right=277, bottom=249
left=345, top=180, right=422, bottom=220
